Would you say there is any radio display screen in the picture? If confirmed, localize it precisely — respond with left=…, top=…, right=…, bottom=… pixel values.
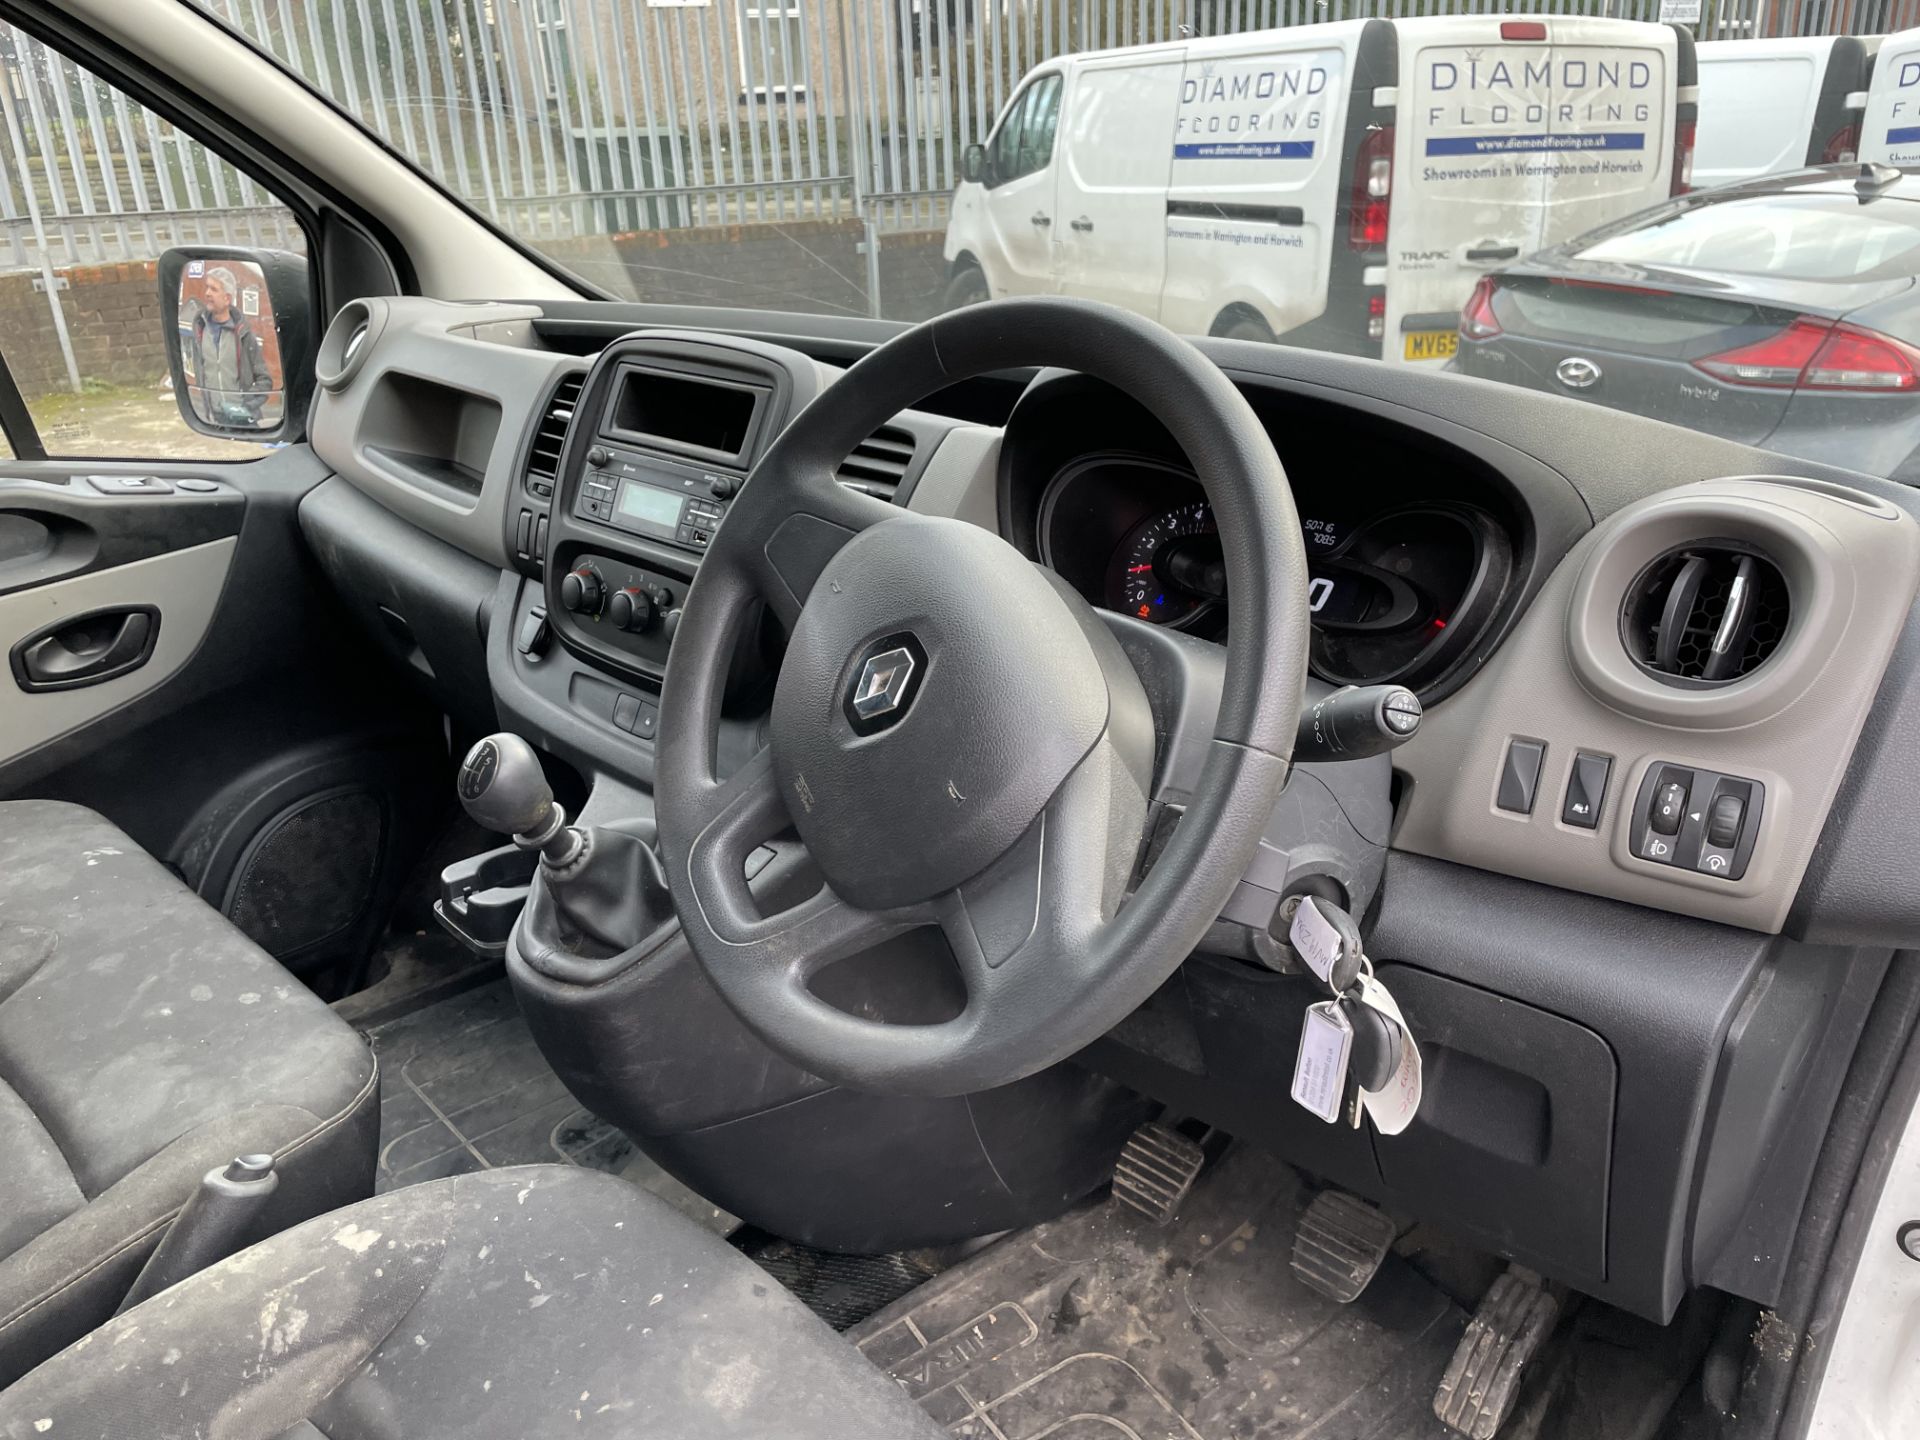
left=616, top=480, right=684, bottom=532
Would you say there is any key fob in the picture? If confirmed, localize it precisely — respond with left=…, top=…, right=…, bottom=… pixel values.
left=1340, top=995, right=1403, bottom=1093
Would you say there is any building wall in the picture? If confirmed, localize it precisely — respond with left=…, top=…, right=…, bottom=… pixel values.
left=0, top=262, right=169, bottom=398
left=542, top=217, right=950, bottom=319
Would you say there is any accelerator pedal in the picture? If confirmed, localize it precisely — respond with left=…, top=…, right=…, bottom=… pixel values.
left=1111, top=1122, right=1206, bottom=1225
left=1434, top=1265, right=1560, bottom=1439
left=1289, top=1189, right=1398, bottom=1303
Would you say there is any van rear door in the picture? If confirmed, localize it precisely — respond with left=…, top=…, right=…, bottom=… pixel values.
left=1697, top=37, right=1873, bottom=185
left=1696, top=40, right=1836, bottom=187
left=1861, top=28, right=1920, bottom=165
left=1152, top=25, right=1362, bottom=343
left=1390, top=17, right=1679, bottom=367
left=1054, top=52, right=1185, bottom=317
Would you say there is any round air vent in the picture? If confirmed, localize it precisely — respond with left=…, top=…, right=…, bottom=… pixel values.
left=1621, top=542, right=1791, bottom=686
left=314, top=298, right=384, bottom=393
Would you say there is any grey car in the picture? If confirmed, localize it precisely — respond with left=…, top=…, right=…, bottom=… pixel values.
left=1450, top=164, right=1920, bottom=481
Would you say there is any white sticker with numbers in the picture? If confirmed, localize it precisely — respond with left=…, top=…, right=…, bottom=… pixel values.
left=1354, top=974, right=1424, bottom=1135
left=1291, top=1000, right=1353, bottom=1124
left=1288, top=897, right=1345, bottom=987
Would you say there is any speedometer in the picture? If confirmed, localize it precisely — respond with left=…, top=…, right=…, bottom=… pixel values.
left=1106, top=502, right=1222, bottom=626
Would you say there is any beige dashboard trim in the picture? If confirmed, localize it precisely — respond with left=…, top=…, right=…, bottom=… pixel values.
left=0, top=538, right=237, bottom=764
left=1393, top=478, right=1920, bottom=933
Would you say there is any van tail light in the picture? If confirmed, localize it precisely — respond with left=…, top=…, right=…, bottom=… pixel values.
left=1500, top=21, right=1548, bottom=39
left=1671, top=117, right=1696, bottom=195
left=1460, top=276, right=1502, bottom=340
left=1821, top=122, right=1861, bottom=165
left=1695, top=318, right=1920, bottom=392
left=1366, top=292, right=1386, bottom=342
left=1348, top=126, right=1394, bottom=250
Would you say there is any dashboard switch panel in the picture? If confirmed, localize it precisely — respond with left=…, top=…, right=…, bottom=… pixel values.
left=1629, top=764, right=1765, bottom=881
left=1496, top=738, right=1546, bottom=815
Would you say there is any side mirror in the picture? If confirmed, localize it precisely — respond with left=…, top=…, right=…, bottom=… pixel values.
left=962, top=143, right=987, bottom=185
left=158, top=247, right=314, bottom=443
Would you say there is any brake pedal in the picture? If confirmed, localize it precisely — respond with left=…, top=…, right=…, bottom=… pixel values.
left=1111, top=1122, right=1205, bottom=1225
left=1290, top=1189, right=1398, bottom=1303
left=1434, top=1266, right=1560, bottom=1439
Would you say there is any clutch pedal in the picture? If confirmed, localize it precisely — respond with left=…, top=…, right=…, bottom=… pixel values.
left=1433, top=1265, right=1560, bottom=1439
left=1111, top=1122, right=1205, bottom=1225
left=1290, top=1188, right=1398, bottom=1303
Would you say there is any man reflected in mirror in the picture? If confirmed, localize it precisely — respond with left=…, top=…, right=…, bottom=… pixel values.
left=187, top=266, right=271, bottom=426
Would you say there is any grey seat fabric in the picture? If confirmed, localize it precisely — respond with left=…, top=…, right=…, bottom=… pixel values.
left=0, top=1165, right=948, bottom=1439
left=0, top=800, right=379, bottom=1387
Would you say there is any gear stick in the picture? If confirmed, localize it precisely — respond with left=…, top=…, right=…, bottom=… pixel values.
left=458, top=732, right=584, bottom=866
left=458, top=733, right=675, bottom=964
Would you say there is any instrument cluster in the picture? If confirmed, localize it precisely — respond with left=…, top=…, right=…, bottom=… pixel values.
left=1037, top=454, right=1513, bottom=692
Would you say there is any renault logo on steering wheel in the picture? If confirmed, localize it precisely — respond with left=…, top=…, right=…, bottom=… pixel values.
left=845, top=633, right=927, bottom=735
left=1556, top=355, right=1602, bottom=390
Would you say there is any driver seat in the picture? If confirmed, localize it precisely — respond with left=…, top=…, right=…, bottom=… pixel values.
left=0, top=1165, right=944, bottom=1439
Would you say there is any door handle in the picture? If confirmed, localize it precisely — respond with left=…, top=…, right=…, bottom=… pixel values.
left=1070, top=216, right=1094, bottom=233
left=1464, top=244, right=1521, bottom=263
left=10, top=605, right=159, bottom=693
left=1031, top=212, right=1052, bottom=228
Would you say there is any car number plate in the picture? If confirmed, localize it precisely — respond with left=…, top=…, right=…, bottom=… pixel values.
left=1403, top=330, right=1459, bottom=362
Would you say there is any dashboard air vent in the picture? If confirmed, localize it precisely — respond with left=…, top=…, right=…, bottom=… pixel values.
left=524, top=371, right=585, bottom=495
left=1622, top=543, right=1790, bottom=685
left=835, top=426, right=916, bottom=501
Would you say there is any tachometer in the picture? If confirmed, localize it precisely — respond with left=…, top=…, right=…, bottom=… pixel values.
left=1107, top=501, right=1222, bottom=626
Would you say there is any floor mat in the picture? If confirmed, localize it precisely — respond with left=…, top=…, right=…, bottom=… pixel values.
left=848, top=1144, right=1467, bottom=1440
left=362, top=980, right=737, bottom=1236
left=733, top=1230, right=950, bottom=1331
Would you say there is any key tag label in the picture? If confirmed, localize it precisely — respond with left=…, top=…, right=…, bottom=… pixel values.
left=1354, top=974, right=1424, bottom=1136
left=1289, top=896, right=1345, bottom=988
left=1292, top=1000, right=1353, bottom=1124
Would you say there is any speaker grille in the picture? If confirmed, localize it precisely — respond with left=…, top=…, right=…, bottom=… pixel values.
left=228, top=790, right=383, bottom=958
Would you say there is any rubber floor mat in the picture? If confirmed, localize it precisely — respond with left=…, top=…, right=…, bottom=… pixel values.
left=849, top=1145, right=1468, bottom=1440
left=734, top=1231, right=949, bottom=1331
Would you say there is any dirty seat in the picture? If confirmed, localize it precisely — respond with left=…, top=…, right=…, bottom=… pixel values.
left=0, top=799, right=378, bottom=1386
left=0, top=1164, right=945, bottom=1438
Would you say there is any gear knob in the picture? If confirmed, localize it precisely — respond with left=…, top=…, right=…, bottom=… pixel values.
left=459, top=733, right=562, bottom=843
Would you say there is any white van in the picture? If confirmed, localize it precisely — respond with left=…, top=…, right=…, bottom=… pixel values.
left=943, top=15, right=1696, bottom=368
left=1861, top=25, right=1920, bottom=164
left=1694, top=36, right=1878, bottom=188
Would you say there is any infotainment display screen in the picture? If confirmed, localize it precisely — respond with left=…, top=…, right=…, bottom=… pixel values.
left=606, top=365, right=762, bottom=460
left=616, top=480, right=685, bottom=532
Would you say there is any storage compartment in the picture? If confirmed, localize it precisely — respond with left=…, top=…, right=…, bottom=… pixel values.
left=1370, top=965, right=1616, bottom=1286
left=603, top=362, right=766, bottom=465
left=435, top=842, right=538, bottom=959
left=359, top=372, right=503, bottom=502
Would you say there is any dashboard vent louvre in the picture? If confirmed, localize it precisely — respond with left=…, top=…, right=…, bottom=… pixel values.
left=524, top=371, right=585, bottom=492
left=1623, top=544, right=1790, bottom=686
left=835, top=426, right=916, bottom=501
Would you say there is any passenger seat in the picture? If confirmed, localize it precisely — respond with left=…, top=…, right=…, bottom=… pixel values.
left=0, top=800, right=379, bottom=1386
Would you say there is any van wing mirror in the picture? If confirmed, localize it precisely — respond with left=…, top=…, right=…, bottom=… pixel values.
left=962, top=143, right=987, bottom=185
left=158, top=247, right=315, bottom=443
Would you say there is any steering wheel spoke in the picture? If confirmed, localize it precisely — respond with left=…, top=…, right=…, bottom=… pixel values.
left=739, top=463, right=902, bottom=627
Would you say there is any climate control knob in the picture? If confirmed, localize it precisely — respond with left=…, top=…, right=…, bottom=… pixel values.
left=606, top=586, right=656, bottom=633
left=559, top=568, right=604, bottom=614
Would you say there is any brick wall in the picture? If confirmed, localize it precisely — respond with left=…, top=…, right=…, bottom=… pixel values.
left=0, top=261, right=170, bottom=399
left=542, top=219, right=953, bottom=323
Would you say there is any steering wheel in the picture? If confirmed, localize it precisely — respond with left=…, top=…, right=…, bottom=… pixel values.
left=654, top=298, right=1309, bottom=1098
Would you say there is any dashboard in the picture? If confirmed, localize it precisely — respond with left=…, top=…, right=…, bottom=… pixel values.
left=293, top=296, right=1920, bottom=1326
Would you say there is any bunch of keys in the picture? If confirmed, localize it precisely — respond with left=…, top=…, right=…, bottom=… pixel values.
left=1281, top=894, right=1424, bottom=1135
